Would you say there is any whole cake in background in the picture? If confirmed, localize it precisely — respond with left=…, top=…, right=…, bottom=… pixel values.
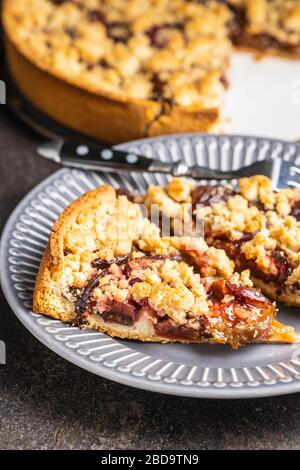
left=3, top=0, right=300, bottom=142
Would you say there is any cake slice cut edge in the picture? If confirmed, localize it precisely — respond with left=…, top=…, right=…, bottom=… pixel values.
left=226, top=0, right=300, bottom=59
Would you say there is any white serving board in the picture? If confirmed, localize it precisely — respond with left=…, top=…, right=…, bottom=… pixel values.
left=221, top=52, right=300, bottom=141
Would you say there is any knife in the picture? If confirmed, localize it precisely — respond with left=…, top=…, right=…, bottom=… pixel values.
left=37, top=140, right=240, bottom=180
left=37, top=140, right=267, bottom=180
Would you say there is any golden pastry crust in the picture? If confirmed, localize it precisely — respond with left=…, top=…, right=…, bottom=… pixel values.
left=33, top=183, right=299, bottom=347
left=3, top=0, right=231, bottom=142
left=4, top=39, right=219, bottom=143
left=33, top=185, right=117, bottom=322
left=145, top=176, right=300, bottom=308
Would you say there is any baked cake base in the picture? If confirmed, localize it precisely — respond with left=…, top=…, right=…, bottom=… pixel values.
left=5, top=39, right=219, bottom=144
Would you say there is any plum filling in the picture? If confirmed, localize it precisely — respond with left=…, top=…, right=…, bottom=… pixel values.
left=64, top=27, right=77, bottom=39
left=101, top=300, right=139, bottom=326
left=225, top=3, right=247, bottom=45
left=227, top=284, right=270, bottom=308
left=211, top=279, right=272, bottom=310
left=292, top=282, right=300, bottom=293
left=151, top=74, right=166, bottom=101
left=291, top=201, right=300, bottom=221
left=269, top=252, right=292, bottom=284
left=154, top=321, right=201, bottom=341
left=124, top=255, right=168, bottom=275
left=237, top=32, right=300, bottom=57
left=105, top=22, right=131, bottom=43
left=87, top=9, right=131, bottom=43
left=150, top=74, right=176, bottom=106
left=92, top=254, right=130, bottom=270
left=191, top=185, right=235, bottom=208
left=191, top=183, right=272, bottom=213
left=208, top=279, right=274, bottom=347
left=224, top=2, right=300, bottom=57
left=87, top=9, right=106, bottom=23
left=52, top=0, right=69, bottom=4
left=221, top=235, right=292, bottom=286
left=73, top=254, right=275, bottom=346
left=75, top=255, right=166, bottom=325
left=145, top=22, right=184, bottom=49
left=116, top=188, right=135, bottom=202
left=75, top=269, right=109, bottom=324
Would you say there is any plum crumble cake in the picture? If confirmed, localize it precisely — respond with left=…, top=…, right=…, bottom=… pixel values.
left=227, top=0, right=300, bottom=58
left=143, top=175, right=300, bottom=307
left=3, top=0, right=232, bottom=142
left=3, top=1, right=300, bottom=142
left=33, top=184, right=299, bottom=348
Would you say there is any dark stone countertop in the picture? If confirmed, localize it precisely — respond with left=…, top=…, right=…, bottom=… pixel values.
left=1, top=108, right=300, bottom=450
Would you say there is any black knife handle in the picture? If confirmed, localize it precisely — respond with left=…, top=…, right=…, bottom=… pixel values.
left=61, top=141, right=153, bottom=171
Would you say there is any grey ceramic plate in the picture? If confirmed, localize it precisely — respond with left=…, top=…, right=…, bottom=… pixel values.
left=2, top=133, right=300, bottom=399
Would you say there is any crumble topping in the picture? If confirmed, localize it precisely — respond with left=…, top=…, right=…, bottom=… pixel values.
left=64, top=191, right=147, bottom=258
left=241, top=230, right=278, bottom=274
left=130, top=258, right=210, bottom=326
left=143, top=185, right=183, bottom=219
left=143, top=176, right=300, bottom=295
left=228, top=0, right=300, bottom=47
left=56, top=183, right=279, bottom=348
left=203, top=195, right=266, bottom=239
left=5, top=0, right=232, bottom=108
left=239, top=175, right=300, bottom=216
left=286, top=265, right=300, bottom=293
left=74, top=247, right=274, bottom=347
left=246, top=0, right=300, bottom=46
left=166, top=177, right=194, bottom=203
left=268, top=215, right=300, bottom=265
